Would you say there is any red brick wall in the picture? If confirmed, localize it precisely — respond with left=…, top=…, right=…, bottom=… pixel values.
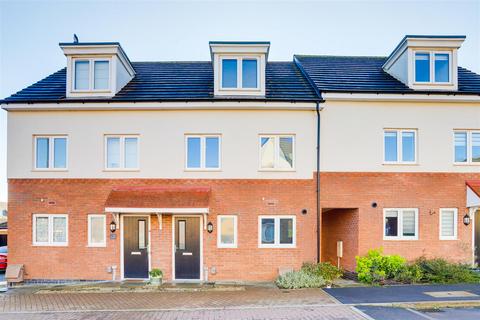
left=320, top=172, right=479, bottom=271
left=321, top=208, right=358, bottom=271
left=8, top=178, right=317, bottom=281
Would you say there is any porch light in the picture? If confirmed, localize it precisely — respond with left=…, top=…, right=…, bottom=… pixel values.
left=463, top=214, right=471, bottom=226
left=110, top=221, right=117, bottom=233
left=207, top=222, right=214, bottom=233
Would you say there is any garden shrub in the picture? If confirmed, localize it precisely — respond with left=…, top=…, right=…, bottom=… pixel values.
left=276, top=269, right=326, bottom=289
left=355, top=248, right=406, bottom=284
left=394, top=264, right=423, bottom=284
left=302, top=262, right=343, bottom=283
left=414, top=257, right=480, bottom=284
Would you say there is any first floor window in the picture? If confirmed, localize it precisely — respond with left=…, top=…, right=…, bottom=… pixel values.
left=105, top=135, right=139, bottom=169
left=217, top=215, right=237, bottom=248
left=454, top=131, right=480, bottom=164
left=258, top=216, right=296, bottom=248
left=35, top=136, right=68, bottom=170
left=384, top=129, right=416, bottom=163
left=383, top=209, right=418, bottom=240
left=439, top=208, right=458, bottom=240
left=186, top=135, right=221, bottom=170
left=88, top=215, right=106, bottom=247
left=260, top=135, right=295, bottom=170
left=33, top=214, right=68, bottom=246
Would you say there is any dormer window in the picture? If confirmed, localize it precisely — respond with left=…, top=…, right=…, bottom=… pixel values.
left=210, top=41, right=270, bottom=97
left=383, top=35, right=465, bottom=91
left=414, top=51, right=451, bottom=84
left=221, top=57, right=259, bottom=89
left=60, top=41, right=135, bottom=98
left=73, top=59, right=110, bottom=91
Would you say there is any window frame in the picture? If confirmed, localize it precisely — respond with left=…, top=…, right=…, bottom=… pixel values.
left=453, top=130, right=480, bottom=165
left=184, top=134, right=222, bottom=171
left=383, top=129, right=417, bottom=165
left=32, top=214, right=69, bottom=246
left=87, top=214, right=107, bottom=247
left=258, top=134, right=296, bottom=171
left=72, top=58, right=111, bottom=92
left=383, top=208, right=419, bottom=241
left=33, top=135, right=68, bottom=171
left=413, top=51, right=453, bottom=85
left=439, top=208, right=458, bottom=241
left=104, top=135, right=140, bottom=171
left=219, top=55, right=260, bottom=91
left=217, top=215, right=238, bottom=248
left=258, top=215, right=296, bottom=248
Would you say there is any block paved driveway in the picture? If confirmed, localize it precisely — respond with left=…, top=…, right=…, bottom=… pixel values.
left=0, top=286, right=365, bottom=320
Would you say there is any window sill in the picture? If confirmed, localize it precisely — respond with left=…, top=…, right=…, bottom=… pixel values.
left=217, top=245, right=238, bottom=249
left=383, top=238, right=418, bottom=241
left=382, top=162, right=418, bottom=166
left=32, top=243, right=68, bottom=247
left=87, top=244, right=107, bottom=248
left=439, top=238, right=458, bottom=241
left=258, top=245, right=296, bottom=249
left=258, top=169, right=296, bottom=172
left=103, top=169, right=140, bottom=172
left=184, top=168, right=222, bottom=172
left=32, top=169, right=69, bottom=172
left=453, top=163, right=480, bottom=166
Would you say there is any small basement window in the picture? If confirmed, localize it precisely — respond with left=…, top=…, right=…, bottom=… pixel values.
left=73, top=59, right=110, bottom=91
left=414, top=51, right=451, bottom=84
left=221, top=57, right=259, bottom=90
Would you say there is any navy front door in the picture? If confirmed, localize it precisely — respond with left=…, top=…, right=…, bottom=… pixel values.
left=175, top=217, right=201, bottom=279
left=123, top=216, right=149, bottom=278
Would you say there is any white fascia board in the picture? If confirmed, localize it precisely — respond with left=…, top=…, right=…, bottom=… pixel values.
left=322, top=92, right=480, bottom=102
left=1, top=101, right=317, bottom=111
left=209, top=43, right=270, bottom=54
left=105, top=207, right=209, bottom=214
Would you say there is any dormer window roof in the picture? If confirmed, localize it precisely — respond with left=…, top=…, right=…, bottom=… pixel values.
left=383, top=35, right=465, bottom=91
left=60, top=41, right=135, bottom=98
left=209, top=41, right=270, bottom=97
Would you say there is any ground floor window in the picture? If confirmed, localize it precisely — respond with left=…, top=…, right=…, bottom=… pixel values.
left=88, top=214, right=106, bottom=247
left=439, top=208, right=458, bottom=240
left=258, top=215, right=296, bottom=248
left=383, top=208, right=418, bottom=240
left=33, top=214, right=68, bottom=246
left=217, top=215, right=237, bottom=248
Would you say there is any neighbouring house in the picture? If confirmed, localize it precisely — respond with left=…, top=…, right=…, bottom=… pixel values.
left=1, top=35, right=479, bottom=282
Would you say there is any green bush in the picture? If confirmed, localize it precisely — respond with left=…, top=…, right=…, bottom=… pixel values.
left=276, top=270, right=326, bottom=289
left=414, top=257, right=480, bottom=284
left=394, top=264, right=423, bottom=284
left=302, top=262, right=343, bottom=283
left=356, top=248, right=406, bottom=284
left=149, top=268, right=163, bottom=278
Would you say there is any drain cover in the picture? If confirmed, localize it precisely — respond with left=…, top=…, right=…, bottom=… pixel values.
left=423, top=291, right=478, bottom=298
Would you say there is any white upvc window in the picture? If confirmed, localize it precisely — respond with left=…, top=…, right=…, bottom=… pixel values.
left=259, top=135, right=295, bottom=171
left=34, top=136, right=68, bottom=170
left=220, top=56, right=260, bottom=90
left=258, top=215, right=296, bottom=248
left=454, top=130, right=480, bottom=164
left=105, top=135, right=139, bottom=170
left=88, top=214, right=107, bottom=247
left=439, top=208, right=458, bottom=240
left=383, top=208, right=418, bottom=240
left=217, top=215, right=238, bottom=248
left=73, top=58, right=111, bottom=91
left=185, top=135, right=221, bottom=170
left=33, top=214, right=68, bottom=246
left=383, top=129, right=417, bottom=164
left=414, top=51, right=452, bottom=84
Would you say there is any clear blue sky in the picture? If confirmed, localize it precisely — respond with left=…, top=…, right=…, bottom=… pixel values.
left=0, top=0, right=479, bottom=202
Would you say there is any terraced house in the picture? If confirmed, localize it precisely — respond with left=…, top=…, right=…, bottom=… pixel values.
left=2, top=35, right=480, bottom=283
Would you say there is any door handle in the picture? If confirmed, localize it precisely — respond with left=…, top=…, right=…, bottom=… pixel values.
left=182, top=252, right=192, bottom=256
left=131, top=251, right=141, bottom=255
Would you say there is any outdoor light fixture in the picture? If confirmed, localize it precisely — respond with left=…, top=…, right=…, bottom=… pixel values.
left=110, top=221, right=117, bottom=233
left=463, top=214, right=471, bottom=226
left=207, top=222, right=214, bottom=233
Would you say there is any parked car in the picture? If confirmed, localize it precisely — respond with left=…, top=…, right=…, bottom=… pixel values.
left=0, top=246, right=7, bottom=271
